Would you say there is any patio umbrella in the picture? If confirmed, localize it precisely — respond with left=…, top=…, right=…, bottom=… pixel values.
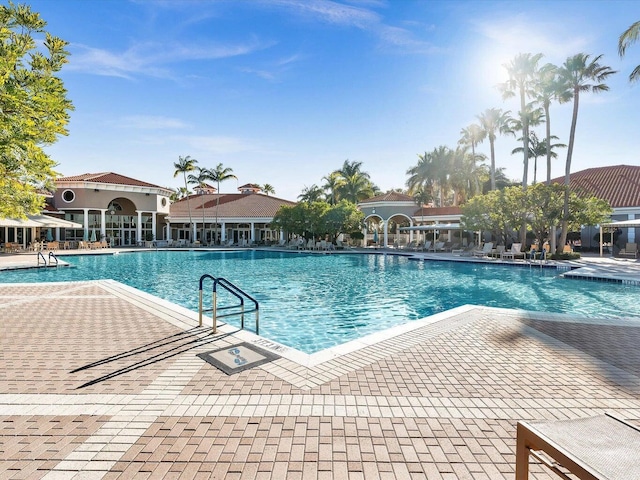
left=373, top=229, right=379, bottom=244
left=90, top=229, right=96, bottom=242
left=46, top=230, right=53, bottom=242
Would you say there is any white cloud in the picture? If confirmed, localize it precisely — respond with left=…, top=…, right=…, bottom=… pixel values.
left=67, top=37, right=274, bottom=79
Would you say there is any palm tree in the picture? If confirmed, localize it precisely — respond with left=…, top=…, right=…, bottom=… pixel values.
left=406, top=151, right=436, bottom=199
left=406, top=147, right=453, bottom=207
left=261, top=184, right=275, bottom=195
left=477, top=108, right=514, bottom=191
left=187, top=167, right=214, bottom=244
left=619, top=20, right=640, bottom=82
left=209, top=163, right=237, bottom=244
left=499, top=53, right=544, bottom=190
left=531, top=62, right=564, bottom=184
left=511, top=131, right=566, bottom=184
left=556, top=53, right=617, bottom=250
left=173, top=155, right=198, bottom=241
left=449, top=146, right=486, bottom=205
left=458, top=123, right=485, bottom=164
left=298, top=184, right=324, bottom=203
left=322, top=172, right=343, bottom=205
left=334, top=160, right=374, bottom=203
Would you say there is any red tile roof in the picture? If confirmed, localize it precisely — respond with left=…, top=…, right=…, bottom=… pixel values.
left=416, top=206, right=463, bottom=216
left=57, top=172, right=168, bottom=190
left=550, top=165, right=640, bottom=208
left=360, top=192, right=414, bottom=203
left=170, top=193, right=296, bottom=219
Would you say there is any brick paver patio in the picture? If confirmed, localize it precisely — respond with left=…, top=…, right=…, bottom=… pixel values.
left=2, top=277, right=640, bottom=479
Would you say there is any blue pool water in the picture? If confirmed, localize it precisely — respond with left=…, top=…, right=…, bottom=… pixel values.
left=2, top=250, right=640, bottom=353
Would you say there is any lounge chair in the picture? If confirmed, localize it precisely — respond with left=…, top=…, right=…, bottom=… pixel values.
left=472, top=242, right=493, bottom=258
left=516, top=413, right=640, bottom=480
left=433, top=241, right=446, bottom=252
left=501, top=243, right=526, bottom=261
left=489, top=245, right=505, bottom=258
left=619, top=242, right=638, bottom=258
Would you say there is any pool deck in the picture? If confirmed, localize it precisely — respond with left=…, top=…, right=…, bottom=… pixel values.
left=2, top=249, right=640, bottom=479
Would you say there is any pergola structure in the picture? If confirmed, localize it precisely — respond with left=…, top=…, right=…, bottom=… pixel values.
left=598, top=219, right=640, bottom=257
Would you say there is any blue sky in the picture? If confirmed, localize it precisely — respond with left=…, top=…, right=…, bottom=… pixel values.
left=30, top=0, right=640, bottom=201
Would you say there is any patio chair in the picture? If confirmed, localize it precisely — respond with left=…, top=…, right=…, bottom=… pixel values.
left=501, top=243, right=526, bottom=261
left=433, top=241, right=446, bottom=252
left=472, top=242, right=493, bottom=258
left=618, top=242, right=638, bottom=258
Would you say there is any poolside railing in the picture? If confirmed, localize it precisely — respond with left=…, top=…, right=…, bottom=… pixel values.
left=199, top=274, right=260, bottom=334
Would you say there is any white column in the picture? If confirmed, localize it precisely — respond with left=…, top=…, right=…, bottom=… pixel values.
left=100, top=209, right=107, bottom=239
left=136, top=211, right=143, bottom=244
left=192, top=223, right=197, bottom=242
left=55, top=227, right=60, bottom=241
left=363, top=227, right=367, bottom=247
left=151, top=211, right=157, bottom=240
left=280, top=229, right=284, bottom=241
left=383, top=220, right=389, bottom=248
left=221, top=222, right=226, bottom=242
left=83, top=208, right=90, bottom=240
left=629, top=214, right=636, bottom=243
left=250, top=222, right=255, bottom=242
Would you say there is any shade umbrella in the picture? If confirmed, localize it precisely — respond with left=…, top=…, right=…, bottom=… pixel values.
left=373, top=229, right=379, bottom=244
left=90, top=229, right=97, bottom=242
left=46, top=230, right=53, bottom=242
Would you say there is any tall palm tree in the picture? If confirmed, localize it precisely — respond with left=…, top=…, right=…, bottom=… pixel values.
left=449, top=146, right=486, bottom=205
left=556, top=53, right=617, bottom=250
left=511, top=131, right=566, bottom=184
left=500, top=53, right=544, bottom=189
left=619, top=20, right=640, bottom=82
left=322, top=172, right=343, bottom=205
left=477, top=108, right=514, bottom=191
left=209, top=163, right=237, bottom=244
left=187, top=167, right=214, bottom=244
left=261, top=184, right=275, bottom=196
left=458, top=123, right=485, bottom=164
left=173, top=155, right=197, bottom=241
left=298, top=184, right=324, bottom=203
left=531, top=62, right=564, bottom=184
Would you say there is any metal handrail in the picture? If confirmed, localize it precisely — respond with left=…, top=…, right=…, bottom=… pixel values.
left=37, top=251, right=47, bottom=266
left=198, top=274, right=260, bottom=334
left=48, top=252, right=59, bottom=266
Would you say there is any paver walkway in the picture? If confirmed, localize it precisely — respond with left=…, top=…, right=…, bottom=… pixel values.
left=2, top=278, right=640, bottom=479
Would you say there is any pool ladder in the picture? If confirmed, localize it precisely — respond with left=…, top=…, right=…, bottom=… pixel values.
left=37, top=251, right=59, bottom=267
left=198, top=274, right=259, bottom=334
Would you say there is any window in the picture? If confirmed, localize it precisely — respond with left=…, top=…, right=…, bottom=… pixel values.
left=61, top=189, right=75, bottom=203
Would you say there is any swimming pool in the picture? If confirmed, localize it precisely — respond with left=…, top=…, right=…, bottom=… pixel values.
left=2, top=250, right=640, bottom=353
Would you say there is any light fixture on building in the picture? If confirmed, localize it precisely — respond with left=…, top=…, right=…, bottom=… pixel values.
left=372, top=208, right=376, bottom=214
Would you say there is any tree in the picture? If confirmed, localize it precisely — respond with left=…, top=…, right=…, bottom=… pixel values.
left=511, top=131, right=566, bottom=184
left=458, top=123, right=485, bottom=164
left=406, top=147, right=454, bottom=206
left=173, top=155, right=197, bottom=239
left=322, top=172, right=343, bottom=205
left=499, top=53, right=544, bottom=189
left=333, top=160, right=375, bottom=203
left=449, top=146, right=485, bottom=205
left=298, top=184, right=324, bottom=203
left=271, top=200, right=364, bottom=241
left=477, top=108, right=514, bottom=191
left=619, top=20, right=640, bottom=82
left=556, top=53, right=616, bottom=251
left=209, top=163, right=237, bottom=244
left=531, top=62, right=564, bottom=184
left=187, top=166, right=214, bottom=244
left=0, top=3, right=74, bottom=218
left=261, top=184, right=275, bottom=195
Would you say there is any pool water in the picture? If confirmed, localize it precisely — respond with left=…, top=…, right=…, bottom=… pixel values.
left=2, top=250, right=640, bottom=353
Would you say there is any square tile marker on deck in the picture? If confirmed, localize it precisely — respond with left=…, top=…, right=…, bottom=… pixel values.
left=197, top=342, right=280, bottom=375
